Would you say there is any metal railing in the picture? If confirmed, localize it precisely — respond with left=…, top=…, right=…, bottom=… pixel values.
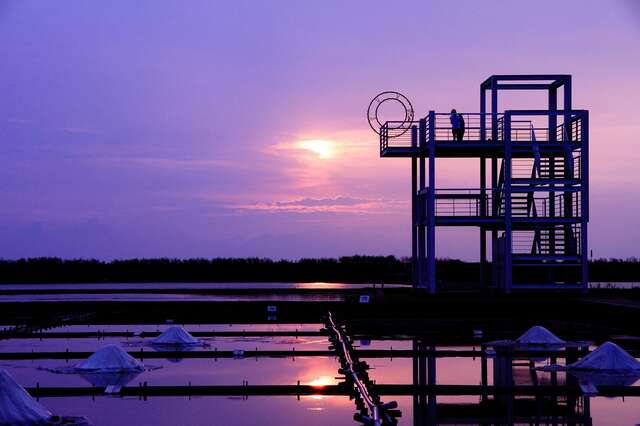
left=511, top=155, right=582, bottom=180
left=556, top=115, right=583, bottom=142
left=498, top=192, right=582, bottom=218
left=379, top=111, right=586, bottom=154
left=512, top=158, right=537, bottom=179
left=573, top=154, right=582, bottom=179
left=379, top=121, right=418, bottom=152
left=432, top=113, right=497, bottom=141
left=431, top=188, right=581, bottom=219
left=512, top=224, right=582, bottom=255
left=432, top=189, right=500, bottom=217
left=497, top=118, right=549, bottom=142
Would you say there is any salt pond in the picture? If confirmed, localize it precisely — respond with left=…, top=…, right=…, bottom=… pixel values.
left=0, top=323, right=638, bottom=425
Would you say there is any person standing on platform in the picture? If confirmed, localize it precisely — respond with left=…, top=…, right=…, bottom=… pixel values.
left=450, top=109, right=464, bottom=141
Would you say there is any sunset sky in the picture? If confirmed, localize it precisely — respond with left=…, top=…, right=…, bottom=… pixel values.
left=1, top=0, right=639, bottom=260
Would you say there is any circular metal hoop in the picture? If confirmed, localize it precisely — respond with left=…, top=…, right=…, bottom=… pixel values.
left=367, top=91, right=414, bottom=137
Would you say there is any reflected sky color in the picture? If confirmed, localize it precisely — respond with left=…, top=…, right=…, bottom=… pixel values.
left=0, top=328, right=637, bottom=424
left=37, top=394, right=640, bottom=426
left=0, top=1, right=639, bottom=259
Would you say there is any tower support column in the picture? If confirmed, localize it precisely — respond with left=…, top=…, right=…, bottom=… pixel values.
left=411, top=125, right=418, bottom=286
left=426, top=113, right=436, bottom=293
left=504, top=112, right=513, bottom=293
left=480, top=157, right=487, bottom=288
left=417, top=121, right=427, bottom=289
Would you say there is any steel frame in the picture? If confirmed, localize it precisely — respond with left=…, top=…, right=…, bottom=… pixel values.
left=381, top=75, right=589, bottom=293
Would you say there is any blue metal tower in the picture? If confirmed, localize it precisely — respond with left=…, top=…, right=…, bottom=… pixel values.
left=379, top=75, right=589, bottom=292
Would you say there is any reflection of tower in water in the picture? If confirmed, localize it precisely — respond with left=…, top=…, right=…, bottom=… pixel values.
left=412, top=339, right=436, bottom=425
left=411, top=340, right=592, bottom=425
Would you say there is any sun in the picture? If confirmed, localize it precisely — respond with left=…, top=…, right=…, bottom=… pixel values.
left=298, top=139, right=334, bottom=159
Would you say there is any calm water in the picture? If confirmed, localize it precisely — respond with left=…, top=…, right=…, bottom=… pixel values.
left=0, top=323, right=638, bottom=425
left=0, top=282, right=635, bottom=304
left=0, top=293, right=347, bottom=302
left=34, top=395, right=640, bottom=426
left=0, top=282, right=403, bottom=303
left=0, top=281, right=637, bottom=290
left=0, top=282, right=406, bottom=291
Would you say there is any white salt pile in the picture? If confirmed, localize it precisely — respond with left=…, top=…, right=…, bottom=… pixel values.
left=516, top=325, right=565, bottom=345
left=569, top=342, right=640, bottom=372
left=0, top=369, right=92, bottom=426
left=77, top=345, right=144, bottom=372
left=151, top=326, right=200, bottom=345
left=0, top=369, right=53, bottom=425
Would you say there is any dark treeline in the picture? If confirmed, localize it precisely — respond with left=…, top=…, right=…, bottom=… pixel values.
left=0, top=257, right=638, bottom=284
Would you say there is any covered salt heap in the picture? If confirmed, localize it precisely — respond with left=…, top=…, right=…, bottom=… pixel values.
left=151, top=326, right=201, bottom=346
left=569, top=342, right=640, bottom=372
left=516, top=326, right=565, bottom=345
left=77, top=345, right=144, bottom=372
left=0, top=369, right=90, bottom=425
left=0, top=369, right=52, bottom=425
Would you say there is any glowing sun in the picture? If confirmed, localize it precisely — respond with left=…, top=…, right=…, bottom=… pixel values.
left=298, top=139, right=334, bottom=159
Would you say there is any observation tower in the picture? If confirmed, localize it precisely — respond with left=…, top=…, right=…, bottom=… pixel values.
left=377, top=75, right=589, bottom=292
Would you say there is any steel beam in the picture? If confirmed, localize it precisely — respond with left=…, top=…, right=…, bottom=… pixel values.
left=427, top=112, right=436, bottom=293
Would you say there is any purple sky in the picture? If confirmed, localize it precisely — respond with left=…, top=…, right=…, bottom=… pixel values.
left=1, top=0, right=639, bottom=260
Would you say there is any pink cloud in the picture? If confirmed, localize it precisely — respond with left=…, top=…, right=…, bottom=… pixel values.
left=231, top=196, right=406, bottom=214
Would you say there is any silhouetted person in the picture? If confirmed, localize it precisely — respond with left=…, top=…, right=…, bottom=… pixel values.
left=450, top=109, right=464, bottom=141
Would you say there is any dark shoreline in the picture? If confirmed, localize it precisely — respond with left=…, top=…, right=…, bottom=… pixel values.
left=1, top=256, right=639, bottom=284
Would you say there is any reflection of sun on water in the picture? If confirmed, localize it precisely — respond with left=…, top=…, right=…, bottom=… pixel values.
left=306, top=375, right=334, bottom=400
left=306, top=395, right=326, bottom=401
left=298, top=139, right=334, bottom=159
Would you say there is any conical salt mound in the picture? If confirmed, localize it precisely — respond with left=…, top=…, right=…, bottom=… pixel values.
left=569, top=342, right=640, bottom=372
left=516, top=326, right=565, bottom=345
left=152, top=326, right=200, bottom=345
left=0, top=369, right=53, bottom=425
left=77, top=345, right=144, bottom=372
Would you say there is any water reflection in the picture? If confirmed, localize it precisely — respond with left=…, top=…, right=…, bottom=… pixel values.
left=42, top=396, right=357, bottom=426
left=569, top=370, right=640, bottom=387
left=0, top=325, right=639, bottom=424
left=80, top=371, right=141, bottom=388
left=0, top=282, right=407, bottom=291
left=150, top=343, right=197, bottom=363
left=0, top=293, right=346, bottom=302
left=408, top=339, right=593, bottom=425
